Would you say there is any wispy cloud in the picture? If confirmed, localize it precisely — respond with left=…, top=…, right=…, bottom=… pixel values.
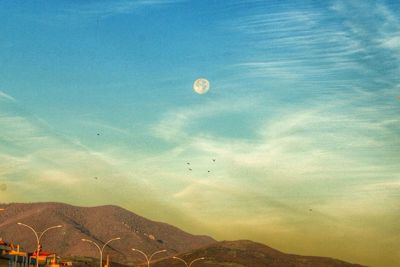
left=146, top=87, right=400, bottom=265
left=61, top=0, right=184, bottom=20
left=227, top=0, right=400, bottom=95
left=77, top=119, right=130, bottom=135
left=0, top=102, right=161, bottom=210
left=381, top=36, right=400, bottom=50
left=152, top=96, right=260, bottom=141
left=0, top=91, right=15, bottom=102
left=151, top=90, right=400, bottom=211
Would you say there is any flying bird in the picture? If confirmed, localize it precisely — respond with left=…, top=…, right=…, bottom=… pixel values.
left=188, top=168, right=192, bottom=171
left=212, top=159, right=216, bottom=162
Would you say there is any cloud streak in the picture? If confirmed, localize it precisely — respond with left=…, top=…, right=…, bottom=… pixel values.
left=227, top=0, right=400, bottom=97
left=151, top=91, right=400, bottom=210
left=61, top=0, right=184, bottom=20
left=0, top=91, right=15, bottom=102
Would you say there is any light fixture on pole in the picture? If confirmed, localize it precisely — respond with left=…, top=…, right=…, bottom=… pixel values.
left=172, top=256, right=205, bottom=267
left=131, top=248, right=167, bottom=267
left=81, top=237, right=121, bottom=267
left=17, top=223, right=63, bottom=267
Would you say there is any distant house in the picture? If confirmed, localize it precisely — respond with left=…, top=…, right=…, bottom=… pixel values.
left=0, top=240, right=69, bottom=267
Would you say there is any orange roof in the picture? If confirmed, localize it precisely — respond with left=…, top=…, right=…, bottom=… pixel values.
left=32, top=251, right=55, bottom=257
left=0, top=241, right=10, bottom=246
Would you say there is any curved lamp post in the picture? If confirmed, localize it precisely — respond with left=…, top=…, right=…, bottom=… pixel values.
left=81, top=237, right=120, bottom=267
left=172, top=256, right=205, bottom=267
left=17, top=222, right=63, bottom=267
left=131, top=248, right=167, bottom=267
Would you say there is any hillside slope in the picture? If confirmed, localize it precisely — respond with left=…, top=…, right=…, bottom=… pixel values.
left=0, top=202, right=215, bottom=265
left=152, top=240, right=368, bottom=267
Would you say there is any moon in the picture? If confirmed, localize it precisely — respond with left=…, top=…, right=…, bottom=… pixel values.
left=193, top=78, right=210, bottom=94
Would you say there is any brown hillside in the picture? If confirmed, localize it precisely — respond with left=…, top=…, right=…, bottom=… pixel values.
left=152, top=240, right=368, bottom=267
left=0, top=202, right=215, bottom=265
left=0, top=203, right=367, bottom=267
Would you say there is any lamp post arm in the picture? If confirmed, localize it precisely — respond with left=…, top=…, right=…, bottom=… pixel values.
left=17, top=223, right=39, bottom=244
left=82, top=239, right=102, bottom=255
left=172, top=257, right=188, bottom=267
left=189, top=258, right=205, bottom=267
left=132, top=249, right=149, bottom=265
left=149, top=250, right=167, bottom=263
left=38, top=225, right=63, bottom=242
left=101, top=238, right=120, bottom=253
left=81, top=239, right=103, bottom=267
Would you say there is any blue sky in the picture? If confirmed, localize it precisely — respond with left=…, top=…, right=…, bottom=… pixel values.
left=1, top=1, right=400, bottom=266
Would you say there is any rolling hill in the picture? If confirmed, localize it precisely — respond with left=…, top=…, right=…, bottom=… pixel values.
left=152, top=240, right=367, bottom=267
left=0, top=202, right=215, bottom=265
left=0, top=203, right=367, bottom=266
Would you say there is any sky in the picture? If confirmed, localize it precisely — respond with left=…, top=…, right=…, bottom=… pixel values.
left=0, top=0, right=399, bottom=266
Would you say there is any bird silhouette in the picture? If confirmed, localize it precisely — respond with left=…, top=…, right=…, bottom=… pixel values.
left=212, top=159, right=216, bottom=162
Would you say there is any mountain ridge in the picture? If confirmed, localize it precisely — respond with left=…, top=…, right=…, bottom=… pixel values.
left=152, top=240, right=368, bottom=267
left=0, top=202, right=367, bottom=267
left=0, top=202, right=215, bottom=265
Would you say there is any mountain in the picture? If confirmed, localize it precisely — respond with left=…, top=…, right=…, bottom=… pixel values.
left=0, top=202, right=215, bottom=265
left=152, top=240, right=368, bottom=267
left=0, top=203, right=367, bottom=267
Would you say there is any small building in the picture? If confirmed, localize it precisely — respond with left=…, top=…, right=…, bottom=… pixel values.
left=0, top=240, right=69, bottom=267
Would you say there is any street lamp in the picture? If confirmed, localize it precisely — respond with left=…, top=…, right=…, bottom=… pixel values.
left=131, top=248, right=167, bottom=267
left=17, top=222, right=63, bottom=267
left=81, top=237, right=121, bottom=267
left=172, top=256, right=205, bottom=267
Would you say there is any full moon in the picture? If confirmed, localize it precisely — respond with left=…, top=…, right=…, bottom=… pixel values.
left=193, top=78, right=210, bottom=94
